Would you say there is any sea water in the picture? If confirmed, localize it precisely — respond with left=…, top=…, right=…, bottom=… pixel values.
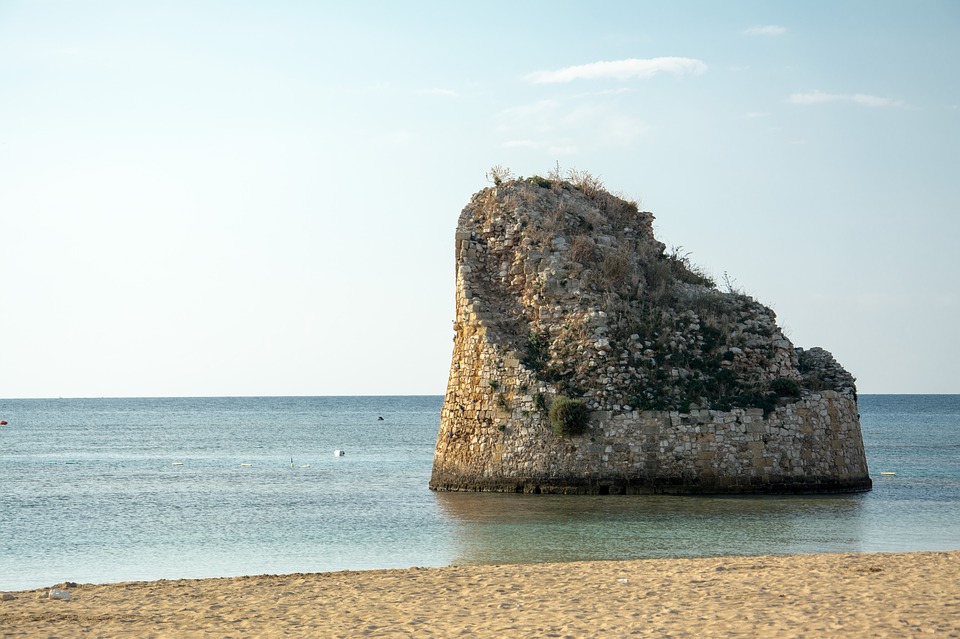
left=0, top=395, right=957, bottom=591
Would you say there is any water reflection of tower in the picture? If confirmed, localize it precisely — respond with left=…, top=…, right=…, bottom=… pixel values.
left=434, top=491, right=868, bottom=566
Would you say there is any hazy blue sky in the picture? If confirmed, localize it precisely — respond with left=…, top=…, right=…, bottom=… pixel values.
left=2, top=1, right=958, bottom=397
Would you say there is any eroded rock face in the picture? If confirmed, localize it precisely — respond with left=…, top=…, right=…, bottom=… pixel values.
left=430, top=177, right=871, bottom=494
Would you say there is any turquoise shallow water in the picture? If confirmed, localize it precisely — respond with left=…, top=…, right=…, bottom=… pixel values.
left=0, top=394, right=957, bottom=591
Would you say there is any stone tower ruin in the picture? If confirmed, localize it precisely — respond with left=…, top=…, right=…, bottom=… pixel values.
left=429, top=175, right=871, bottom=494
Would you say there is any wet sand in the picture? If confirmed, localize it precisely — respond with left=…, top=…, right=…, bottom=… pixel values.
left=2, top=551, right=958, bottom=638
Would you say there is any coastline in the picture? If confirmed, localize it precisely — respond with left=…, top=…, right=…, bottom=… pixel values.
left=3, top=551, right=958, bottom=638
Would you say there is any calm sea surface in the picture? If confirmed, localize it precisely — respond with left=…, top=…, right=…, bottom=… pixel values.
left=1, top=394, right=958, bottom=591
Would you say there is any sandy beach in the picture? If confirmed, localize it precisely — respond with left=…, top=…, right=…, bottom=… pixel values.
left=2, top=551, right=958, bottom=638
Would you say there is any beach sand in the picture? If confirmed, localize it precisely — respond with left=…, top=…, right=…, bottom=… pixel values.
left=2, top=551, right=958, bottom=638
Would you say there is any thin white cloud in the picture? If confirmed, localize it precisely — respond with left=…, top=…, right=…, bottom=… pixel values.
left=526, top=57, right=706, bottom=83
left=787, top=89, right=902, bottom=107
left=418, top=87, right=459, bottom=97
left=743, top=25, right=786, bottom=36
left=383, top=130, right=419, bottom=144
left=547, top=145, right=579, bottom=156
left=851, top=93, right=901, bottom=107
left=499, top=99, right=562, bottom=119
left=495, top=98, right=649, bottom=152
left=586, top=110, right=650, bottom=145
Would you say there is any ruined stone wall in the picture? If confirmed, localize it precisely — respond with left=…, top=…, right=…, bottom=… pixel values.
left=432, top=374, right=870, bottom=494
left=430, top=177, right=871, bottom=494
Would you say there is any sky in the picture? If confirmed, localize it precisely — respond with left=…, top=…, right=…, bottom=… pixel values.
left=1, top=1, right=958, bottom=398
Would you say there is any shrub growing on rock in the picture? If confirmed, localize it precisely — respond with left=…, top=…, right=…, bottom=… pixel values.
left=770, top=377, right=802, bottom=398
left=548, top=396, right=590, bottom=436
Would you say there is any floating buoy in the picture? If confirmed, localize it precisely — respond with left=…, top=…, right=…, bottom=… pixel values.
left=240, top=463, right=253, bottom=467
left=334, top=450, right=344, bottom=457
left=880, top=471, right=896, bottom=476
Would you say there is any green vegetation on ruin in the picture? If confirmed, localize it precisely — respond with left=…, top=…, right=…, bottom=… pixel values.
left=548, top=396, right=590, bottom=436
left=473, top=167, right=854, bottom=415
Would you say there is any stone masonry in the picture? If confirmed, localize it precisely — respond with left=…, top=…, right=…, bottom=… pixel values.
left=429, top=175, right=871, bottom=494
